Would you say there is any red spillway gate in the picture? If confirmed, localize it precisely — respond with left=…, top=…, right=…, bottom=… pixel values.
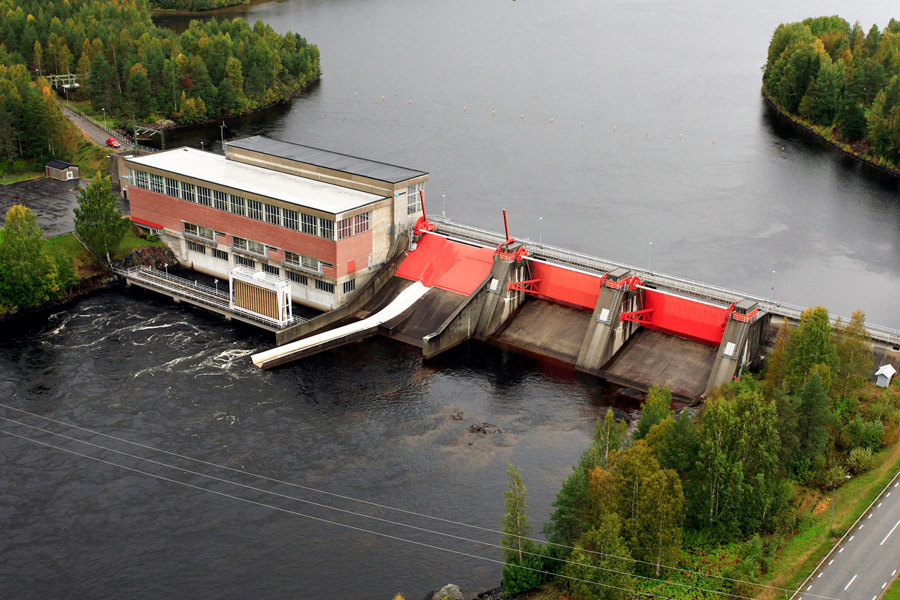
left=395, top=233, right=495, bottom=296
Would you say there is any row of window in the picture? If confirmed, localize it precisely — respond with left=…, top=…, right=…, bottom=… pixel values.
left=406, top=183, right=423, bottom=215
left=131, top=169, right=371, bottom=241
left=184, top=240, right=347, bottom=295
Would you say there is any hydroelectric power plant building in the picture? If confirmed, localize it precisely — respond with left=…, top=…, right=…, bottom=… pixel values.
left=124, top=136, right=428, bottom=311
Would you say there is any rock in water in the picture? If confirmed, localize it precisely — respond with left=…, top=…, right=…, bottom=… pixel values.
left=467, top=423, right=502, bottom=434
left=426, top=583, right=464, bottom=600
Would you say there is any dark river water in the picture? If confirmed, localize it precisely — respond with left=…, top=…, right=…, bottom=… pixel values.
left=3, top=1, right=899, bottom=599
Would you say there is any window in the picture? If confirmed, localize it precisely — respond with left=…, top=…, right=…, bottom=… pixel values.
left=301, top=255, right=319, bottom=271
left=248, top=239, right=265, bottom=255
left=247, top=199, right=263, bottom=221
left=302, top=213, right=318, bottom=236
left=186, top=240, right=206, bottom=254
left=212, top=248, right=229, bottom=261
left=180, top=181, right=195, bottom=203
left=337, top=217, right=353, bottom=240
left=287, top=271, right=308, bottom=285
left=343, top=279, right=356, bottom=293
left=262, top=264, right=280, bottom=276
left=149, top=173, right=164, bottom=194
left=282, top=209, right=299, bottom=230
left=235, top=255, right=255, bottom=268
left=132, top=170, right=148, bottom=189
left=315, top=280, right=335, bottom=294
left=319, top=218, right=334, bottom=240
left=284, top=251, right=300, bottom=266
left=183, top=222, right=214, bottom=240
left=232, top=236, right=247, bottom=251
left=354, top=212, right=370, bottom=235
left=197, top=186, right=212, bottom=207
left=229, top=194, right=245, bottom=216
left=407, top=183, right=422, bottom=215
left=265, top=204, right=280, bottom=225
left=213, top=190, right=228, bottom=211
left=165, top=177, right=179, bottom=197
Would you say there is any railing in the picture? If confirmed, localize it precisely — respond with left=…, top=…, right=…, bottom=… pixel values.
left=114, top=266, right=306, bottom=330
left=430, top=216, right=900, bottom=346
left=63, top=105, right=159, bottom=154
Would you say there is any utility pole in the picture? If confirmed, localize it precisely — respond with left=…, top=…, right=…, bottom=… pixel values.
left=219, top=121, right=226, bottom=152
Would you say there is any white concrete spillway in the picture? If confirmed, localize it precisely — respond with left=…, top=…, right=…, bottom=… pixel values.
left=251, top=281, right=431, bottom=368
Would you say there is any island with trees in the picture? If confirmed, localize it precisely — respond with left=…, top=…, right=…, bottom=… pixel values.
left=763, top=16, right=900, bottom=173
left=501, top=307, right=900, bottom=598
left=150, top=0, right=250, bottom=11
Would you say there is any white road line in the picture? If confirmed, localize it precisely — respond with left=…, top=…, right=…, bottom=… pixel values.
left=844, top=574, right=857, bottom=590
left=878, top=502, right=883, bottom=508
left=868, top=514, right=873, bottom=519
left=807, top=585, right=813, bottom=591
left=850, top=535, right=855, bottom=541
left=894, top=570, right=898, bottom=576
left=883, top=582, right=888, bottom=589
left=828, top=559, right=834, bottom=565
left=817, top=573, right=822, bottom=578
left=839, top=547, right=844, bottom=553
left=880, top=519, right=900, bottom=546
left=888, top=492, right=892, bottom=498
left=860, top=525, right=865, bottom=529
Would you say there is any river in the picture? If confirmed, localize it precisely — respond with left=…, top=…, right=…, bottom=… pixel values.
left=2, top=1, right=899, bottom=599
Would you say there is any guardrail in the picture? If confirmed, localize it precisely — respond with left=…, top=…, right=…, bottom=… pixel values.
left=64, top=105, right=159, bottom=154
left=114, top=266, right=305, bottom=330
left=431, top=216, right=900, bottom=346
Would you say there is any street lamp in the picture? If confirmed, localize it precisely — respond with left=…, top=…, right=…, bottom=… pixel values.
left=164, top=263, right=168, bottom=277
left=648, top=242, right=653, bottom=271
left=214, top=279, right=219, bottom=294
left=770, top=270, right=776, bottom=296
left=830, top=475, right=852, bottom=530
left=539, top=217, right=543, bottom=244
left=102, top=107, right=107, bottom=130
left=441, top=194, right=446, bottom=216
left=200, top=141, right=205, bottom=151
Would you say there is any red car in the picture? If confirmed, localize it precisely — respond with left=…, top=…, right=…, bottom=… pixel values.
left=106, top=137, right=121, bottom=148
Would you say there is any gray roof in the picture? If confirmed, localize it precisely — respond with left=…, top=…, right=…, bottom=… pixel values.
left=46, top=160, right=76, bottom=169
left=228, top=136, right=427, bottom=184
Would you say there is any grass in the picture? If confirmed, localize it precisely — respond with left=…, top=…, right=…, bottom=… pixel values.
left=886, top=579, right=900, bottom=600
left=45, top=227, right=165, bottom=279
left=112, top=227, right=164, bottom=261
left=759, top=433, right=900, bottom=599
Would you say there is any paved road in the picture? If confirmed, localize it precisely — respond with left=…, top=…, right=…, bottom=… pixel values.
left=795, top=471, right=900, bottom=600
left=60, top=104, right=126, bottom=148
left=0, top=178, right=85, bottom=237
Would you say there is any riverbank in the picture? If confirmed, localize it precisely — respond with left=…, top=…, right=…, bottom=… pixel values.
left=762, top=92, right=900, bottom=179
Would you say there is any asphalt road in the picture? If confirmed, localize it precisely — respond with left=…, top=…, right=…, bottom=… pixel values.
left=796, top=471, right=900, bottom=600
left=60, top=104, right=126, bottom=148
left=0, top=178, right=85, bottom=237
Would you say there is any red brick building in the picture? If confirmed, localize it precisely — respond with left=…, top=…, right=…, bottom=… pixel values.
left=125, top=137, right=427, bottom=310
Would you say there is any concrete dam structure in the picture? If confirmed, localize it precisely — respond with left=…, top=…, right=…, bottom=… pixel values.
left=252, top=214, right=777, bottom=400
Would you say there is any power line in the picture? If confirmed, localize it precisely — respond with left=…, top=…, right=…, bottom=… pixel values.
left=0, top=414, right=771, bottom=600
left=0, top=403, right=838, bottom=600
left=0, top=425, right=686, bottom=600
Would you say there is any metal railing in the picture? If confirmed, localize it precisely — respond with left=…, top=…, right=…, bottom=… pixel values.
left=114, top=266, right=306, bottom=330
left=430, top=216, right=900, bottom=346
left=64, top=105, right=159, bottom=154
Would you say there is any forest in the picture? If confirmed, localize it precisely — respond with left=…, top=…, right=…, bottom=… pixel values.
left=502, top=307, right=900, bottom=599
left=150, top=0, right=249, bottom=10
left=0, top=0, right=319, bottom=172
left=763, top=16, right=900, bottom=170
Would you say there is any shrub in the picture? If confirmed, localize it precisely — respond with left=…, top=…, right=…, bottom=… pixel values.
left=847, top=446, right=874, bottom=475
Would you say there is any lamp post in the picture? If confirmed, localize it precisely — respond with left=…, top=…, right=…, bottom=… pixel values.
left=441, top=194, right=446, bottom=216
left=539, top=217, right=543, bottom=244
left=200, top=141, right=205, bottom=151
left=164, top=263, right=168, bottom=277
left=648, top=242, right=653, bottom=271
left=219, top=121, right=226, bottom=150
left=214, top=279, right=219, bottom=294
left=831, top=475, right=851, bottom=530
left=102, top=107, right=106, bottom=130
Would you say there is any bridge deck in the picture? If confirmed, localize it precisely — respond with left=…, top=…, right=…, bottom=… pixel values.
left=600, top=328, right=717, bottom=400
left=494, top=299, right=592, bottom=364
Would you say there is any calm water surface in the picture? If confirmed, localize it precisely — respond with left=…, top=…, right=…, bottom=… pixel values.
left=3, top=1, right=899, bottom=598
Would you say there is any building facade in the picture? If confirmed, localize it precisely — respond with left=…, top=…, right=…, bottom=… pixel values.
left=125, top=136, right=427, bottom=311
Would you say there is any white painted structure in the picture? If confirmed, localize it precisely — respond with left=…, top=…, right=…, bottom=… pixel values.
left=875, top=364, right=897, bottom=388
left=229, top=266, right=293, bottom=326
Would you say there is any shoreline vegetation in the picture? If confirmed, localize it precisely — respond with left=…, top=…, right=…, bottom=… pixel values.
left=762, top=16, right=900, bottom=177
left=149, top=0, right=251, bottom=12
left=0, top=0, right=320, bottom=176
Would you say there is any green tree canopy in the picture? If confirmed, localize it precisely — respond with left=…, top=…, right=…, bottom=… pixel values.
left=634, top=384, right=673, bottom=440
left=74, top=174, right=130, bottom=262
left=0, top=204, right=59, bottom=308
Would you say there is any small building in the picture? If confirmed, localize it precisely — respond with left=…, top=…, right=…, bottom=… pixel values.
left=124, top=136, right=428, bottom=311
left=875, top=364, right=897, bottom=388
left=45, top=160, right=79, bottom=181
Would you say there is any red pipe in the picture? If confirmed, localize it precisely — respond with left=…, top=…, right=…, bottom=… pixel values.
left=503, top=209, right=510, bottom=242
left=419, top=189, right=427, bottom=222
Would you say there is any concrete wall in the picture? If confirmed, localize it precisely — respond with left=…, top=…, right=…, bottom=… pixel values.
left=422, top=275, right=493, bottom=358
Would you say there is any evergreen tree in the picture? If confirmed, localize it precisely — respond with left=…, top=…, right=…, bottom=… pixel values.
left=74, top=174, right=129, bottom=263
left=0, top=204, right=59, bottom=308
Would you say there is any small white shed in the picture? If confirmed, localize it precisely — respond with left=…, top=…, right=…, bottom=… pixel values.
left=875, top=364, right=897, bottom=388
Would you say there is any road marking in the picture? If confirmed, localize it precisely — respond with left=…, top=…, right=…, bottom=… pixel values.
left=894, top=570, right=897, bottom=576
left=817, top=573, right=822, bottom=578
left=878, top=502, right=883, bottom=508
left=850, top=535, right=855, bottom=541
left=807, top=585, right=813, bottom=591
left=860, top=525, right=865, bottom=529
left=868, top=514, right=873, bottom=519
left=880, top=519, right=900, bottom=546
left=828, top=559, right=834, bottom=565
left=839, top=547, right=844, bottom=553
left=888, top=492, right=892, bottom=498
left=844, top=574, right=857, bottom=590
left=883, top=582, right=888, bottom=589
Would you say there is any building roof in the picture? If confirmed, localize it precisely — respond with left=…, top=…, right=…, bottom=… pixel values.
left=46, top=160, right=76, bottom=169
left=875, top=364, right=897, bottom=378
left=126, top=148, right=383, bottom=215
left=228, top=136, right=427, bottom=184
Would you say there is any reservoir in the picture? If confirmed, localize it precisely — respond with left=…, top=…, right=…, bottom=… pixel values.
left=2, top=1, right=898, bottom=599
